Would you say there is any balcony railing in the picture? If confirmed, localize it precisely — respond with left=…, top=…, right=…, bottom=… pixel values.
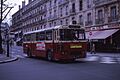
left=108, top=14, right=119, bottom=22
left=58, top=0, right=69, bottom=6
left=39, top=8, right=47, bottom=14
left=108, top=15, right=119, bottom=22
left=85, top=21, right=93, bottom=26
left=95, top=18, right=104, bottom=24
left=48, top=15, right=58, bottom=21
left=78, top=22, right=84, bottom=25
left=38, top=19, right=47, bottom=24
left=69, top=9, right=76, bottom=15
left=93, top=0, right=118, bottom=7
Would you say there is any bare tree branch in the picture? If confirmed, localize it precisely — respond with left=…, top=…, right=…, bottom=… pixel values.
left=2, top=7, right=13, bottom=21
left=3, top=0, right=7, bottom=3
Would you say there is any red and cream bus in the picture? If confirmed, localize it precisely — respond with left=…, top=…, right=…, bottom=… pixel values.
left=23, top=25, right=87, bottom=61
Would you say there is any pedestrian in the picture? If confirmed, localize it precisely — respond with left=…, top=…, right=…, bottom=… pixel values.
left=90, top=43, right=96, bottom=54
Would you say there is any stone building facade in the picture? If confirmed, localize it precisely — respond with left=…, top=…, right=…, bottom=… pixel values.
left=11, top=0, right=95, bottom=34
left=11, top=0, right=120, bottom=52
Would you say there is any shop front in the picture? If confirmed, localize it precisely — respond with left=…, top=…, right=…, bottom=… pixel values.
left=86, top=29, right=120, bottom=52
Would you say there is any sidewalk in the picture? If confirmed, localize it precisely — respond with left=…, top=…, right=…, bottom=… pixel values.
left=0, top=54, right=18, bottom=64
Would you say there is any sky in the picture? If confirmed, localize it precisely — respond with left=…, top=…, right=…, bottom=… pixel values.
left=3, top=0, right=28, bottom=24
left=2, top=0, right=28, bottom=24
left=6, top=0, right=28, bottom=15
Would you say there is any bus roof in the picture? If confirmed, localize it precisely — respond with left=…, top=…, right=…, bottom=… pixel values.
left=23, top=25, right=62, bottom=35
left=23, top=25, right=82, bottom=35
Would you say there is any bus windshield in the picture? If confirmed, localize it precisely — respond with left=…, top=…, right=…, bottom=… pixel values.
left=59, top=29, right=85, bottom=41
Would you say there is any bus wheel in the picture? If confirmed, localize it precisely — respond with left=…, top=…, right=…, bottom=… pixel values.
left=47, top=51, right=53, bottom=61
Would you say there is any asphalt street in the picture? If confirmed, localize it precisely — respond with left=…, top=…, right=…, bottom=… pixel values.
left=0, top=57, right=120, bottom=80
left=0, top=45, right=120, bottom=80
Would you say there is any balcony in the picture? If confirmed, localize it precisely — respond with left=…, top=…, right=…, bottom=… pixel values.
left=78, top=22, right=84, bottom=26
left=39, top=8, right=47, bottom=14
left=108, top=15, right=119, bottom=22
left=95, top=18, right=104, bottom=24
left=93, top=0, right=118, bottom=7
left=48, top=15, right=58, bottom=21
left=85, top=21, right=93, bottom=26
left=69, top=9, right=76, bottom=15
left=38, top=19, right=47, bottom=24
left=40, top=0, right=48, bottom=5
left=58, top=0, right=69, bottom=6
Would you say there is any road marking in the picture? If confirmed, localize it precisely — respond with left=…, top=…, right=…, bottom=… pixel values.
left=117, top=57, right=120, bottom=64
left=77, top=56, right=120, bottom=64
left=100, top=57, right=117, bottom=64
left=77, top=56, right=99, bottom=62
left=84, top=56, right=99, bottom=61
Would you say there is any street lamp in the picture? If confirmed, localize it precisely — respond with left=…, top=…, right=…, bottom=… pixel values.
left=4, top=24, right=10, bottom=57
left=0, top=0, right=3, bottom=53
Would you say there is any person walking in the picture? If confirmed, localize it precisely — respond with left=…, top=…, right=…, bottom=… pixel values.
left=90, top=43, right=96, bottom=54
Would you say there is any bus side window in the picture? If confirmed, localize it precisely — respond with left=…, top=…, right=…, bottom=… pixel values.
left=37, top=32, right=45, bottom=41
left=46, top=30, right=52, bottom=40
left=60, top=29, right=64, bottom=40
left=26, top=34, right=31, bottom=41
left=31, top=33, right=36, bottom=41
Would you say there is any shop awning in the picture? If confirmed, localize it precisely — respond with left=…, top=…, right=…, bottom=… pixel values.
left=86, top=29, right=119, bottom=40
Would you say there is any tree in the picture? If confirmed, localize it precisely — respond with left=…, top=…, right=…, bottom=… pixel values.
left=0, top=0, right=14, bottom=53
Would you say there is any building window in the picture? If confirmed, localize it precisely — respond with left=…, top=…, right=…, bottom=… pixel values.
left=66, top=5, right=68, bottom=15
left=60, top=7, right=63, bottom=17
left=79, top=15, right=83, bottom=24
left=87, top=0, right=91, bottom=8
left=79, top=0, right=83, bottom=11
left=44, top=4, right=46, bottom=9
left=60, top=20, right=63, bottom=25
left=40, top=16, right=42, bottom=20
left=72, top=17, right=75, bottom=21
left=110, top=6, right=117, bottom=18
left=37, top=27, right=39, bottom=30
left=66, top=19, right=68, bottom=25
left=54, top=0, right=57, bottom=6
left=50, top=11, right=52, bottom=18
left=44, top=24, right=46, bottom=28
left=98, top=9, right=103, bottom=19
left=54, top=9, right=57, bottom=16
left=49, top=23, right=52, bottom=27
left=85, top=13, right=92, bottom=26
left=72, top=3, right=76, bottom=12
left=41, top=26, right=42, bottom=29
left=54, top=21, right=56, bottom=26
left=87, top=13, right=91, bottom=22
left=50, top=1, right=52, bottom=7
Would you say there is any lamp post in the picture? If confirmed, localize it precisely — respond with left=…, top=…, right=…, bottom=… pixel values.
left=0, top=0, right=3, bottom=53
left=5, top=28, right=9, bottom=57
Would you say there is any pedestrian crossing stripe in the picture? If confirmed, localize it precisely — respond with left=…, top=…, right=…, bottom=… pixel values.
left=117, top=58, right=120, bottom=64
left=100, top=57, right=118, bottom=64
left=84, top=56, right=99, bottom=61
left=77, top=56, right=120, bottom=64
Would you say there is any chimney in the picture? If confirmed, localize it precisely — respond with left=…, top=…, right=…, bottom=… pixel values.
left=28, top=0, right=32, bottom=3
left=22, top=1, right=25, bottom=8
left=19, top=5, right=21, bottom=10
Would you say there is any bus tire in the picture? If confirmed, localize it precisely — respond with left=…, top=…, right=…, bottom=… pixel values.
left=47, top=51, right=53, bottom=61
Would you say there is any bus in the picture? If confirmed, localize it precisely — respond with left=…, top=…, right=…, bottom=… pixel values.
left=23, top=25, right=87, bottom=61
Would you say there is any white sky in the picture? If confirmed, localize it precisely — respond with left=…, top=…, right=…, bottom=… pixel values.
left=3, top=0, right=28, bottom=24
left=6, top=0, right=28, bottom=15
